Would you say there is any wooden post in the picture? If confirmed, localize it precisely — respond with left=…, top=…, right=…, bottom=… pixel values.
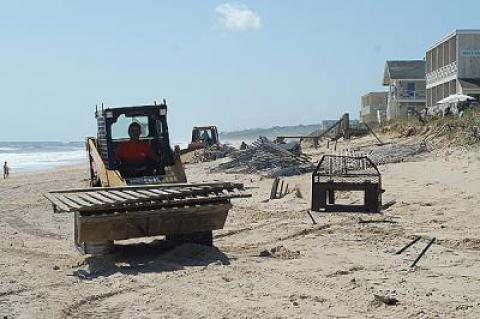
left=270, top=178, right=280, bottom=200
left=278, top=180, right=284, bottom=199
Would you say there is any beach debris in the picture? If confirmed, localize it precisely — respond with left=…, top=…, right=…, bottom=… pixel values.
left=277, top=113, right=369, bottom=145
left=327, top=266, right=364, bottom=277
left=306, top=210, right=317, bottom=225
left=411, top=237, right=436, bottom=268
left=373, top=293, right=399, bottom=306
left=356, top=143, right=426, bottom=165
left=269, top=177, right=290, bottom=199
left=381, top=199, right=397, bottom=210
left=395, top=236, right=422, bottom=255
left=184, top=144, right=236, bottom=163
left=294, top=187, right=303, bottom=199
left=259, top=245, right=300, bottom=259
left=213, top=136, right=315, bottom=177
left=362, top=122, right=384, bottom=145
left=358, top=217, right=397, bottom=224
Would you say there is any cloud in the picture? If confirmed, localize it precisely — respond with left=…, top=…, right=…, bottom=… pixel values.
left=215, top=3, right=261, bottom=32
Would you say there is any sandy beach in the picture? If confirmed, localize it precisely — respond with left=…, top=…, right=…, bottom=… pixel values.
left=1, top=134, right=479, bottom=318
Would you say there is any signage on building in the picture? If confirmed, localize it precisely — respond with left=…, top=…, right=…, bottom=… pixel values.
left=461, top=49, right=480, bottom=56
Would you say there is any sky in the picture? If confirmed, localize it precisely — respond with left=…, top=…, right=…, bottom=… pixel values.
left=1, top=0, right=480, bottom=142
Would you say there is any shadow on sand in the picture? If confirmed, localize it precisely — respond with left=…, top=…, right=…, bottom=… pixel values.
left=73, top=239, right=230, bottom=279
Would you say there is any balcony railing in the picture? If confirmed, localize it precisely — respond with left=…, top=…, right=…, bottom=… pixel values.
left=426, top=61, right=457, bottom=86
left=392, top=90, right=426, bottom=101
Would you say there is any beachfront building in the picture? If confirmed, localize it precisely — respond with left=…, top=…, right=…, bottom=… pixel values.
left=382, top=60, right=426, bottom=120
left=426, top=29, right=480, bottom=107
left=360, top=91, right=388, bottom=126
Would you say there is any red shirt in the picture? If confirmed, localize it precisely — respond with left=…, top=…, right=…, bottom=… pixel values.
left=115, top=141, right=152, bottom=163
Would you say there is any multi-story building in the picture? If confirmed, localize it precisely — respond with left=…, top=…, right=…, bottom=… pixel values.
left=360, top=91, right=388, bottom=125
left=426, top=29, right=480, bottom=107
left=382, top=60, right=426, bottom=120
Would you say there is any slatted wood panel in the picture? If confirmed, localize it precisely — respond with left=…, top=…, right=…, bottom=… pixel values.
left=45, top=182, right=250, bottom=213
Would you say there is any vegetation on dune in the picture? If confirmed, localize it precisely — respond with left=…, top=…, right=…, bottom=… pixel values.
left=380, top=110, right=480, bottom=148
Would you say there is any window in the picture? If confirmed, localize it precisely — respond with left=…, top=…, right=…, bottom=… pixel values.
left=407, top=82, right=415, bottom=97
left=111, top=115, right=150, bottom=140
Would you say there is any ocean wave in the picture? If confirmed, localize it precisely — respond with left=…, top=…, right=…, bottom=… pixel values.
left=1, top=149, right=86, bottom=172
left=0, top=147, right=19, bottom=152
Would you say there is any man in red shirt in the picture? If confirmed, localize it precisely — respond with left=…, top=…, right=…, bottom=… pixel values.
left=115, top=122, right=159, bottom=176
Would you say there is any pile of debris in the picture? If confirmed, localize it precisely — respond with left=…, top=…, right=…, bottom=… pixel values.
left=213, top=137, right=316, bottom=177
left=355, top=143, right=426, bottom=165
left=187, top=144, right=236, bottom=164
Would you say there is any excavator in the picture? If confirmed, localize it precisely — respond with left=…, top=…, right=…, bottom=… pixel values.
left=44, top=101, right=249, bottom=254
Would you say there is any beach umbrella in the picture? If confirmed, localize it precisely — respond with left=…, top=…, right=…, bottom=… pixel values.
left=437, top=93, right=475, bottom=104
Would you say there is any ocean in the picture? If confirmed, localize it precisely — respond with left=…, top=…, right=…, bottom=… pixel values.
left=0, top=141, right=86, bottom=172
left=0, top=141, right=191, bottom=173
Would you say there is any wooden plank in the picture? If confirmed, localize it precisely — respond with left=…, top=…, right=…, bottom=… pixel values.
left=148, top=189, right=172, bottom=196
left=76, top=193, right=104, bottom=205
left=122, top=190, right=149, bottom=199
left=53, top=194, right=82, bottom=210
left=160, top=189, right=183, bottom=195
left=136, top=189, right=163, bottom=197
left=84, top=192, right=116, bottom=204
left=44, top=193, right=71, bottom=212
left=97, top=191, right=127, bottom=202
left=189, top=186, right=208, bottom=191
left=49, top=181, right=244, bottom=194
left=108, top=190, right=138, bottom=200
left=63, top=194, right=95, bottom=207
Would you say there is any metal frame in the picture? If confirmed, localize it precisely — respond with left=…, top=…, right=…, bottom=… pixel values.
left=311, top=155, right=383, bottom=213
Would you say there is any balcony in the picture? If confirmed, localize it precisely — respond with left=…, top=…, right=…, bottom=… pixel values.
left=391, top=89, right=426, bottom=101
left=426, top=61, right=457, bottom=87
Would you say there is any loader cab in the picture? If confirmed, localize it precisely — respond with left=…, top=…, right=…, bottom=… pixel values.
left=95, top=102, right=175, bottom=179
left=190, top=126, right=219, bottom=147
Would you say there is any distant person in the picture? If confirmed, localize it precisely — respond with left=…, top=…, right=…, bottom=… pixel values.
left=3, top=161, right=9, bottom=179
left=115, top=122, right=160, bottom=176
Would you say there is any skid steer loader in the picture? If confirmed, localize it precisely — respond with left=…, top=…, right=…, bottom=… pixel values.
left=44, top=101, right=250, bottom=254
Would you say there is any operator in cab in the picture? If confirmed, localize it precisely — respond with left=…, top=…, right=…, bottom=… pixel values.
left=201, top=130, right=211, bottom=144
left=115, top=122, right=161, bottom=177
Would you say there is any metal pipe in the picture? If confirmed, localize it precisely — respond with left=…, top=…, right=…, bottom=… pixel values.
left=395, top=235, right=421, bottom=255
left=411, top=237, right=436, bottom=268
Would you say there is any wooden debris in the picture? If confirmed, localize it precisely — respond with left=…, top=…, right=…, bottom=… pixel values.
left=213, top=137, right=315, bottom=177
left=358, top=217, right=397, bottom=224
left=356, top=143, right=426, bottom=165
left=269, top=177, right=290, bottom=200
left=306, top=210, right=317, bottom=225
left=374, top=294, right=399, bottom=305
left=381, top=200, right=397, bottom=210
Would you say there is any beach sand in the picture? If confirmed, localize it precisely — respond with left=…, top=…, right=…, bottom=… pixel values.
left=0, top=136, right=479, bottom=318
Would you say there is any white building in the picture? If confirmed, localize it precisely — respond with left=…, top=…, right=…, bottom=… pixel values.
left=426, top=29, right=480, bottom=107
left=383, top=60, right=426, bottom=120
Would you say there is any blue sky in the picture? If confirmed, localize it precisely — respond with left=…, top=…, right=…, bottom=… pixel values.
left=1, top=0, right=479, bottom=142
